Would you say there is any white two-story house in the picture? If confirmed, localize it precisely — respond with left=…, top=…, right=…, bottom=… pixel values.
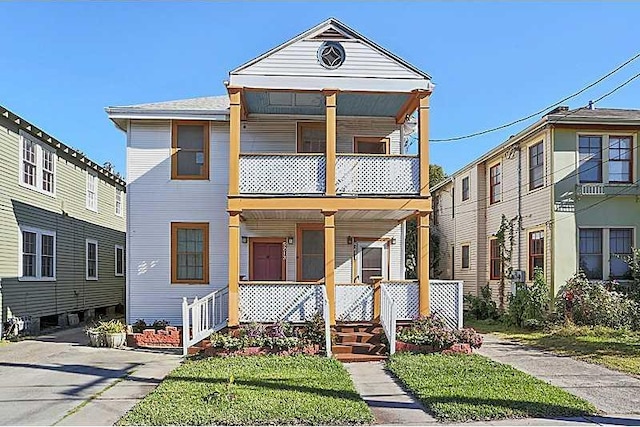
left=107, top=19, right=463, bottom=357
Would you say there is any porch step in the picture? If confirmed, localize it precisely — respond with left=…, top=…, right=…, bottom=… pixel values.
left=332, top=322, right=387, bottom=361
left=334, top=353, right=388, bottom=363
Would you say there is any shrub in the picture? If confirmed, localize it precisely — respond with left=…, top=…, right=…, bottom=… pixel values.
left=556, top=272, right=640, bottom=330
left=300, top=313, right=325, bottom=345
left=465, top=285, right=499, bottom=320
left=210, top=333, right=244, bottom=351
left=397, top=314, right=483, bottom=351
left=90, top=319, right=126, bottom=334
left=507, top=268, right=550, bottom=328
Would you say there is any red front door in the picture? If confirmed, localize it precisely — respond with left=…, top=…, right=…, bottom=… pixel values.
left=252, top=243, right=283, bottom=281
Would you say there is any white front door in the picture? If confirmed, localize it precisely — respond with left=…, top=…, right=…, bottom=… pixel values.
left=356, top=240, right=388, bottom=283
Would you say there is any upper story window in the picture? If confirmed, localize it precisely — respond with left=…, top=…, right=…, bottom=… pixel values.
left=20, top=133, right=56, bottom=196
left=461, top=177, right=470, bottom=201
left=297, top=122, right=326, bottom=153
left=20, top=227, right=56, bottom=281
left=529, top=141, right=544, bottom=190
left=578, top=136, right=603, bottom=183
left=489, top=163, right=501, bottom=204
left=86, top=172, right=98, bottom=212
left=528, top=230, right=544, bottom=280
left=171, top=121, right=209, bottom=180
left=115, top=188, right=123, bottom=217
left=317, top=41, right=346, bottom=69
left=354, top=137, right=389, bottom=154
left=608, top=136, right=633, bottom=183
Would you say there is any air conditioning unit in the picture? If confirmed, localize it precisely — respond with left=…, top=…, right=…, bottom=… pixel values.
left=510, top=270, right=526, bottom=283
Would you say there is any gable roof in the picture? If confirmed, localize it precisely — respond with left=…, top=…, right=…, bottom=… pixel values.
left=230, top=17, right=431, bottom=80
left=107, top=95, right=229, bottom=114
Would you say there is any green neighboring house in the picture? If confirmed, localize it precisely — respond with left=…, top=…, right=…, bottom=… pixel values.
left=431, top=106, right=640, bottom=299
left=0, top=105, right=126, bottom=335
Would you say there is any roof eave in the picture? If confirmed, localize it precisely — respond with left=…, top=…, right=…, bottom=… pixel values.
left=105, top=107, right=230, bottom=121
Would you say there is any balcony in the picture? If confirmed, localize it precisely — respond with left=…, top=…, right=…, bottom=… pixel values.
left=239, top=153, right=420, bottom=196
left=576, top=183, right=640, bottom=198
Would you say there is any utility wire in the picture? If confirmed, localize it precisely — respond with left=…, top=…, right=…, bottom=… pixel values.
left=433, top=71, right=640, bottom=217
left=429, top=52, right=640, bottom=143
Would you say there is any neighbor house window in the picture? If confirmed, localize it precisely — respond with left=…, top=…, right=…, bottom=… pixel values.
left=20, top=133, right=56, bottom=195
left=529, top=142, right=544, bottom=190
left=20, top=228, right=56, bottom=280
left=461, top=245, right=470, bottom=269
left=579, top=229, right=603, bottom=280
left=608, top=136, right=633, bottom=183
left=609, top=228, right=633, bottom=279
left=171, top=121, right=209, bottom=180
left=115, top=245, right=125, bottom=277
left=528, top=230, right=544, bottom=280
left=354, top=137, right=389, bottom=154
left=171, top=222, right=209, bottom=284
left=86, top=239, right=98, bottom=280
left=86, top=172, right=98, bottom=212
left=490, top=239, right=501, bottom=280
left=578, top=136, right=603, bottom=183
left=462, top=177, right=470, bottom=201
left=115, top=188, right=123, bottom=217
left=490, top=164, right=501, bottom=204
left=297, top=122, right=326, bottom=153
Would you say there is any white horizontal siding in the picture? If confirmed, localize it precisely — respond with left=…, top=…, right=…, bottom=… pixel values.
left=126, top=120, right=229, bottom=324
left=236, top=40, right=421, bottom=79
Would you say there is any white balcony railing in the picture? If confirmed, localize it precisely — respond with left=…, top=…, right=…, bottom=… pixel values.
left=239, top=153, right=326, bottom=194
left=335, top=155, right=420, bottom=194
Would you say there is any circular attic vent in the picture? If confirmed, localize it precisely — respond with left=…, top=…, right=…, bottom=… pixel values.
left=317, top=41, right=346, bottom=69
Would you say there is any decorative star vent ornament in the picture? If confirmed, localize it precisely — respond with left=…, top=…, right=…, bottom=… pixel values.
left=317, top=41, right=346, bottom=69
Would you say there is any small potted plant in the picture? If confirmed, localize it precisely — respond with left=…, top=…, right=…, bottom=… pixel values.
left=87, top=320, right=127, bottom=348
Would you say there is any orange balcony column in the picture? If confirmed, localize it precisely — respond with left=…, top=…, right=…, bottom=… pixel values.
left=324, top=89, right=338, bottom=196
left=418, top=93, right=430, bottom=197
left=417, top=211, right=431, bottom=316
left=228, top=87, right=242, bottom=196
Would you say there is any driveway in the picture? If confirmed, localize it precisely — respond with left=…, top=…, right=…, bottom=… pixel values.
left=0, top=327, right=181, bottom=426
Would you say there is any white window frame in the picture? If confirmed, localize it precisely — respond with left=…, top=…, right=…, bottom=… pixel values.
left=114, top=244, right=124, bottom=277
left=576, top=133, right=637, bottom=185
left=18, top=131, right=56, bottom=197
left=577, top=226, right=636, bottom=281
left=115, top=188, right=123, bottom=217
left=355, top=240, right=389, bottom=283
left=86, top=171, right=99, bottom=212
left=18, top=226, right=56, bottom=281
left=86, top=238, right=99, bottom=280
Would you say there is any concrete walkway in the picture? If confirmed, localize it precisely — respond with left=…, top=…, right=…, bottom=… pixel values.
left=345, top=361, right=437, bottom=425
left=477, top=334, right=640, bottom=416
left=0, top=326, right=181, bottom=426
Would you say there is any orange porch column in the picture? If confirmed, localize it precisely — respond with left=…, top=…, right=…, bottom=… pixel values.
left=323, top=210, right=336, bottom=324
left=418, top=93, right=430, bottom=196
left=417, top=211, right=431, bottom=316
left=228, top=211, right=241, bottom=326
left=228, top=87, right=242, bottom=196
left=324, top=89, right=337, bottom=196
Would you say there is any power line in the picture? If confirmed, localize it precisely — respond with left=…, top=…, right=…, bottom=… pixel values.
left=430, top=52, right=640, bottom=143
left=433, top=72, right=640, bottom=218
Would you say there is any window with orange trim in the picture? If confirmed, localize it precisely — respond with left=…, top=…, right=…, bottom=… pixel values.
left=171, top=222, right=209, bottom=284
left=354, top=137, right=389, bottom=154
left=171, top=121, right=209, bottom=180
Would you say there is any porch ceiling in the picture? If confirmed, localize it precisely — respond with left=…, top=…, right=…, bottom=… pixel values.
left=241, top=209, right=413, bottom=221
left=244, top=90, right=411, bottom=118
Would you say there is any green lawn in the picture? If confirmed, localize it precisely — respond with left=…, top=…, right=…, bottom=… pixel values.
left=118, top=355, right=374, bottom=426
left=387, top=353, right=596, bottom=422
left=466, top=318, right=640, bottom=376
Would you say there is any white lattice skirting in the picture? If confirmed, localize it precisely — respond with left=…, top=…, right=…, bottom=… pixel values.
left=239, top=283, right=323, bottom=323
left=336, top=284, right=374, bottom=321
left=382, top=280, right=463, bottom=328
left=335, top=155, right=419, bottom=194
left=239, top=154, right=326, bottom=194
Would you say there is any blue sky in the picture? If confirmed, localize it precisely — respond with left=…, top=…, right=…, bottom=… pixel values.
left=2, top=2, right=640, bottom=177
